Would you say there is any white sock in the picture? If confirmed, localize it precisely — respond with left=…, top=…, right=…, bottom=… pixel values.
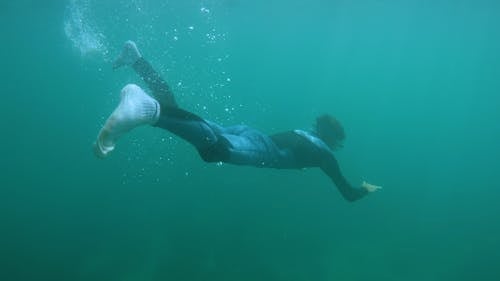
left=94, top=84, right=160, bottom=158
left=113, top=40, right=142, bottom=69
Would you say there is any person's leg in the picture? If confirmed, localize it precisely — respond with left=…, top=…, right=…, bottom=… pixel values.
left=94, top=84, right=160, bottom=158
left=101, top=41, right=278, bottom=164
left=113, top=40, right=177, bottom=108
left=154, top=107, right=231, bottom=162
left=93, top=83, right=217, bottom=159
left=97, top=41, right=221, bottom=159
left=94, top=86, right=282, bottom=165
left=154, top=109, right=280, bottom=166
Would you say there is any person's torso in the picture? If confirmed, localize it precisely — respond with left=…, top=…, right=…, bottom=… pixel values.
left=270, top=130, right=331, bottom=169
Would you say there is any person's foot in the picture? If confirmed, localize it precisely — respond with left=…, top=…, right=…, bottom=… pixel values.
left=94, top=84, right=160, bottom=158
left=113, top=40, right=142, bottom=69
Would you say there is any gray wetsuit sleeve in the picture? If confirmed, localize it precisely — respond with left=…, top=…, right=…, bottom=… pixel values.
left=274, top=130, right=368, bottom=201
left=320, top=154, right=368, bottom=202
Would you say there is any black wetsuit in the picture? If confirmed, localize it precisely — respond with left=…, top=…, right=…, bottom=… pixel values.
left=132, top=58, right=368, bottom=202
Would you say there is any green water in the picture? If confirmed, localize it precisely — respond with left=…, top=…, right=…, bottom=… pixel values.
left=1, top=0, right=500, bottom=280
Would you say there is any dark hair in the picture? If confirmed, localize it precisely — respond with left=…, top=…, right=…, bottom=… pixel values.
left=315, top=114, right=345, bottom=150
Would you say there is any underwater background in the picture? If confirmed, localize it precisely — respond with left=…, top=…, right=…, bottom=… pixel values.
left=1, top=0, right=500, bottom=280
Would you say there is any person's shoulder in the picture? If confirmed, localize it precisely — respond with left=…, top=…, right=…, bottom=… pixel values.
left=293, top=129, right=322, bottom=145
left=293, top=130, right=333, bottom=153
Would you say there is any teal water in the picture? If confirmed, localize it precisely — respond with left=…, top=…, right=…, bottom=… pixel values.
left=1, top=0, right=500, bottom=280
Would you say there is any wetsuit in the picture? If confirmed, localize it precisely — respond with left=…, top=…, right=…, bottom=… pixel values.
left=132, top=58, right=368, bottom=202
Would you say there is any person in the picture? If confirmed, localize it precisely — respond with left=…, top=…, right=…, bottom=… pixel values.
left=94, top=41, right=382, bottom=202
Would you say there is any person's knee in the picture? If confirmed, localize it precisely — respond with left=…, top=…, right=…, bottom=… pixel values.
left=198, top=139, right=231, bottom=163
left=199, top=150, right=223, bottom=163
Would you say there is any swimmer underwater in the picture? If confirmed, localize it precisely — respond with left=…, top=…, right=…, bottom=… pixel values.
left=94, top=41, right=382, bottom=202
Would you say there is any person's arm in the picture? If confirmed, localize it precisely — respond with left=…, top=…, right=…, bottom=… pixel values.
left=320, top=154, right=381, bottom=202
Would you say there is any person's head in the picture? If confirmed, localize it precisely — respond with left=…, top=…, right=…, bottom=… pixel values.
left=314, top=114, right=345, bottom=150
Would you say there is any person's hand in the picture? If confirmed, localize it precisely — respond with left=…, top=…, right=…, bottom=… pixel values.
left=362, top=181, right=382, bottom=193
